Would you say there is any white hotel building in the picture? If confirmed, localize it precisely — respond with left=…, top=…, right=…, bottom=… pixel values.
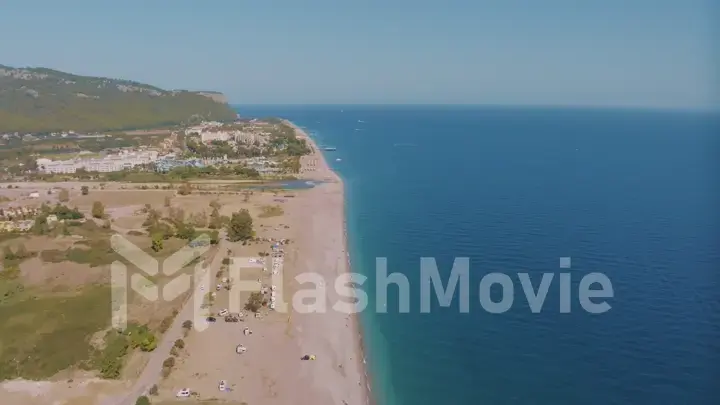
left=36, top=151, right=159, bottom=174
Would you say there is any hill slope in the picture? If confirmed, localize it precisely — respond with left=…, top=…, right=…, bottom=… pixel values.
left=0, top=65, right=237, bottom=132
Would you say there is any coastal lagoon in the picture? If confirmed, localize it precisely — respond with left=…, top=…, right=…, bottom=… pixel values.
left=248, top=179, right=321, bottom=190
left=235, top=105, right=719, bottom=405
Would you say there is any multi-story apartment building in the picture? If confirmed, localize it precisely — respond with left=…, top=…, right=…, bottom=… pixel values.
left=36, top=150, right=160, bottom=174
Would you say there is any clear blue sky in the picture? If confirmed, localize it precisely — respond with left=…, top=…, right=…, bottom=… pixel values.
left=1, top=0, right=717, bottom=109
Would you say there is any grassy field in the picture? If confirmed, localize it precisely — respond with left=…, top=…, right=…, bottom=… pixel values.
left=0, top=219, right=204, bottom=380
left=258, top=205, right=284, bottom=218
left=0, top=285, right=111, bottom=379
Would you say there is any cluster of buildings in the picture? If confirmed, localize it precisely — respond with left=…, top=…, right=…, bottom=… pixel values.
left=241, top=157, right=281, bottom=175
left=36, top=150, right=160, bottom=174
left=185, top=121, right=270, bottom=146
left=155, top=157, right=206, bottom=173
left=33, top=150, right=283, bottom=175
left=26, top=121, right=289, bottom=176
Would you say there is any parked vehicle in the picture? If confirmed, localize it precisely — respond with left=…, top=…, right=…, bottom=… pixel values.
left=206, top=316, right=217, bottom=322
left=218, top=309, right=229, bottom=316
left=225, top=315, right=239, bottom=322
left=176, top=388, right=191, bottom=397
left=218, top=380, right=227, bottom=391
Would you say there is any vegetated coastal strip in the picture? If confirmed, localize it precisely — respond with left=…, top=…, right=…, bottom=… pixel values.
left=284, top=120, right=376, bottom=405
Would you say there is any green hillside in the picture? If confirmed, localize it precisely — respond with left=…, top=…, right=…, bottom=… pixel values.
left=0, top=64, right=236, bottom=132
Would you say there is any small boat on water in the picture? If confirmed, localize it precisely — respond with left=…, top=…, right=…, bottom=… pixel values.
left=322, top=146, right=337, bottom=151
left=336, top=158, right=342, bottom=162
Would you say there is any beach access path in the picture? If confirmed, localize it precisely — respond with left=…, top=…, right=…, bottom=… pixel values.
left=99, top=231, right=229, bottom=405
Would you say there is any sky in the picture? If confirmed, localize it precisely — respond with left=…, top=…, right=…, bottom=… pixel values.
left=0, top=0, right=717, bottom=109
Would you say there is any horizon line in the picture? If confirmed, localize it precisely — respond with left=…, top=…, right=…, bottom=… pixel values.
left=229, top=103, right=719, bottom=114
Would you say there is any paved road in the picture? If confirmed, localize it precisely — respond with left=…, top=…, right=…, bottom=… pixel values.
left=101, top=230, right=229, bottom=405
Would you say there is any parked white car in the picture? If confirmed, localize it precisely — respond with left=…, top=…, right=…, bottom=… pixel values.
left=218, top=380, right=227, bottom=391
left=218, top=309, right=229, bottom=316
left=176, top=388, right=191, bottom=397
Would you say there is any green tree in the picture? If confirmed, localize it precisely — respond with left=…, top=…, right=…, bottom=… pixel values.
left=3, top=246, right=16, bottom=261
left=143, top=208, right=160, bottom=228
left=208, top=207, right=222, bottom=229
left=58, top=188, right=69, bottom=202
left=177, top=182, right=192, bottom=195
left=140, top=334, right=157, bottom=352
left=15, top=243, right=29, bottom=259
left=135, top=396, right=151, bottom=405
left=32, top=215, right=48, bottom=235
left=208, top=230, right=220, bottom=245
left=151, top=233, right=163, bottom=252
left=226, top=209, right=253, bottom=242
left=81, top=185, right=89, bottom=195
left=92, top=201, right=105, bottom=218
left=245, top=291, right=265, bottom=312
left=162, top=356, right=175, bottom=369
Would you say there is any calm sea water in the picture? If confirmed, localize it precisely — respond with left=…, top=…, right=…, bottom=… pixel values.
left=235, top=105, right=720, bottom=405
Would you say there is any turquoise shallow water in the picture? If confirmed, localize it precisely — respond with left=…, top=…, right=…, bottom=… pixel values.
left=235, top=105, right=720, bottom=405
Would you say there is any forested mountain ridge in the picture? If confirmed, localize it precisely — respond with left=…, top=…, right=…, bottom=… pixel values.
left=0, top=64, right=236, bottom=132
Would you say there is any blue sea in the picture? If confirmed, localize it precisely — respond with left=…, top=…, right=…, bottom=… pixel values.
left=234, top=105, right=720, bottom=405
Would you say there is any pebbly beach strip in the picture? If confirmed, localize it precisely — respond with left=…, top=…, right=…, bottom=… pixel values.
left=284, top=120, right=376, bottom=405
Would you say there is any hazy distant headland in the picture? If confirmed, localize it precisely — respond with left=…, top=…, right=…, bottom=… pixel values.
left=0, top=64, right=236, bottom=133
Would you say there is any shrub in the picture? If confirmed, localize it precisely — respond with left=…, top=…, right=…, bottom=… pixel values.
left=92, top=201, right=105, bottom=218
left=159, top=316, right=173, bottom=333
left=245, top=291, right=264, bottom=313
left=58, top=189, right=69, bottom=202
left=151, top=233, right=163, bottom=252
left=135, top=396, right=151, bottom=405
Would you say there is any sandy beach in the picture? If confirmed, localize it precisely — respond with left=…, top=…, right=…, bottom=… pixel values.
left=283, top=120, right=373, bottom=405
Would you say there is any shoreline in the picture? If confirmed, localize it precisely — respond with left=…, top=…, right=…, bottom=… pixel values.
left=284, top=120, right=376, bottom=405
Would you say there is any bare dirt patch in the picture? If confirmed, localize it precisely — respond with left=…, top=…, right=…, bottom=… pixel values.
left=18, top=258, right=108, bottom=288
left=70, top=190, right=173, bottom=210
